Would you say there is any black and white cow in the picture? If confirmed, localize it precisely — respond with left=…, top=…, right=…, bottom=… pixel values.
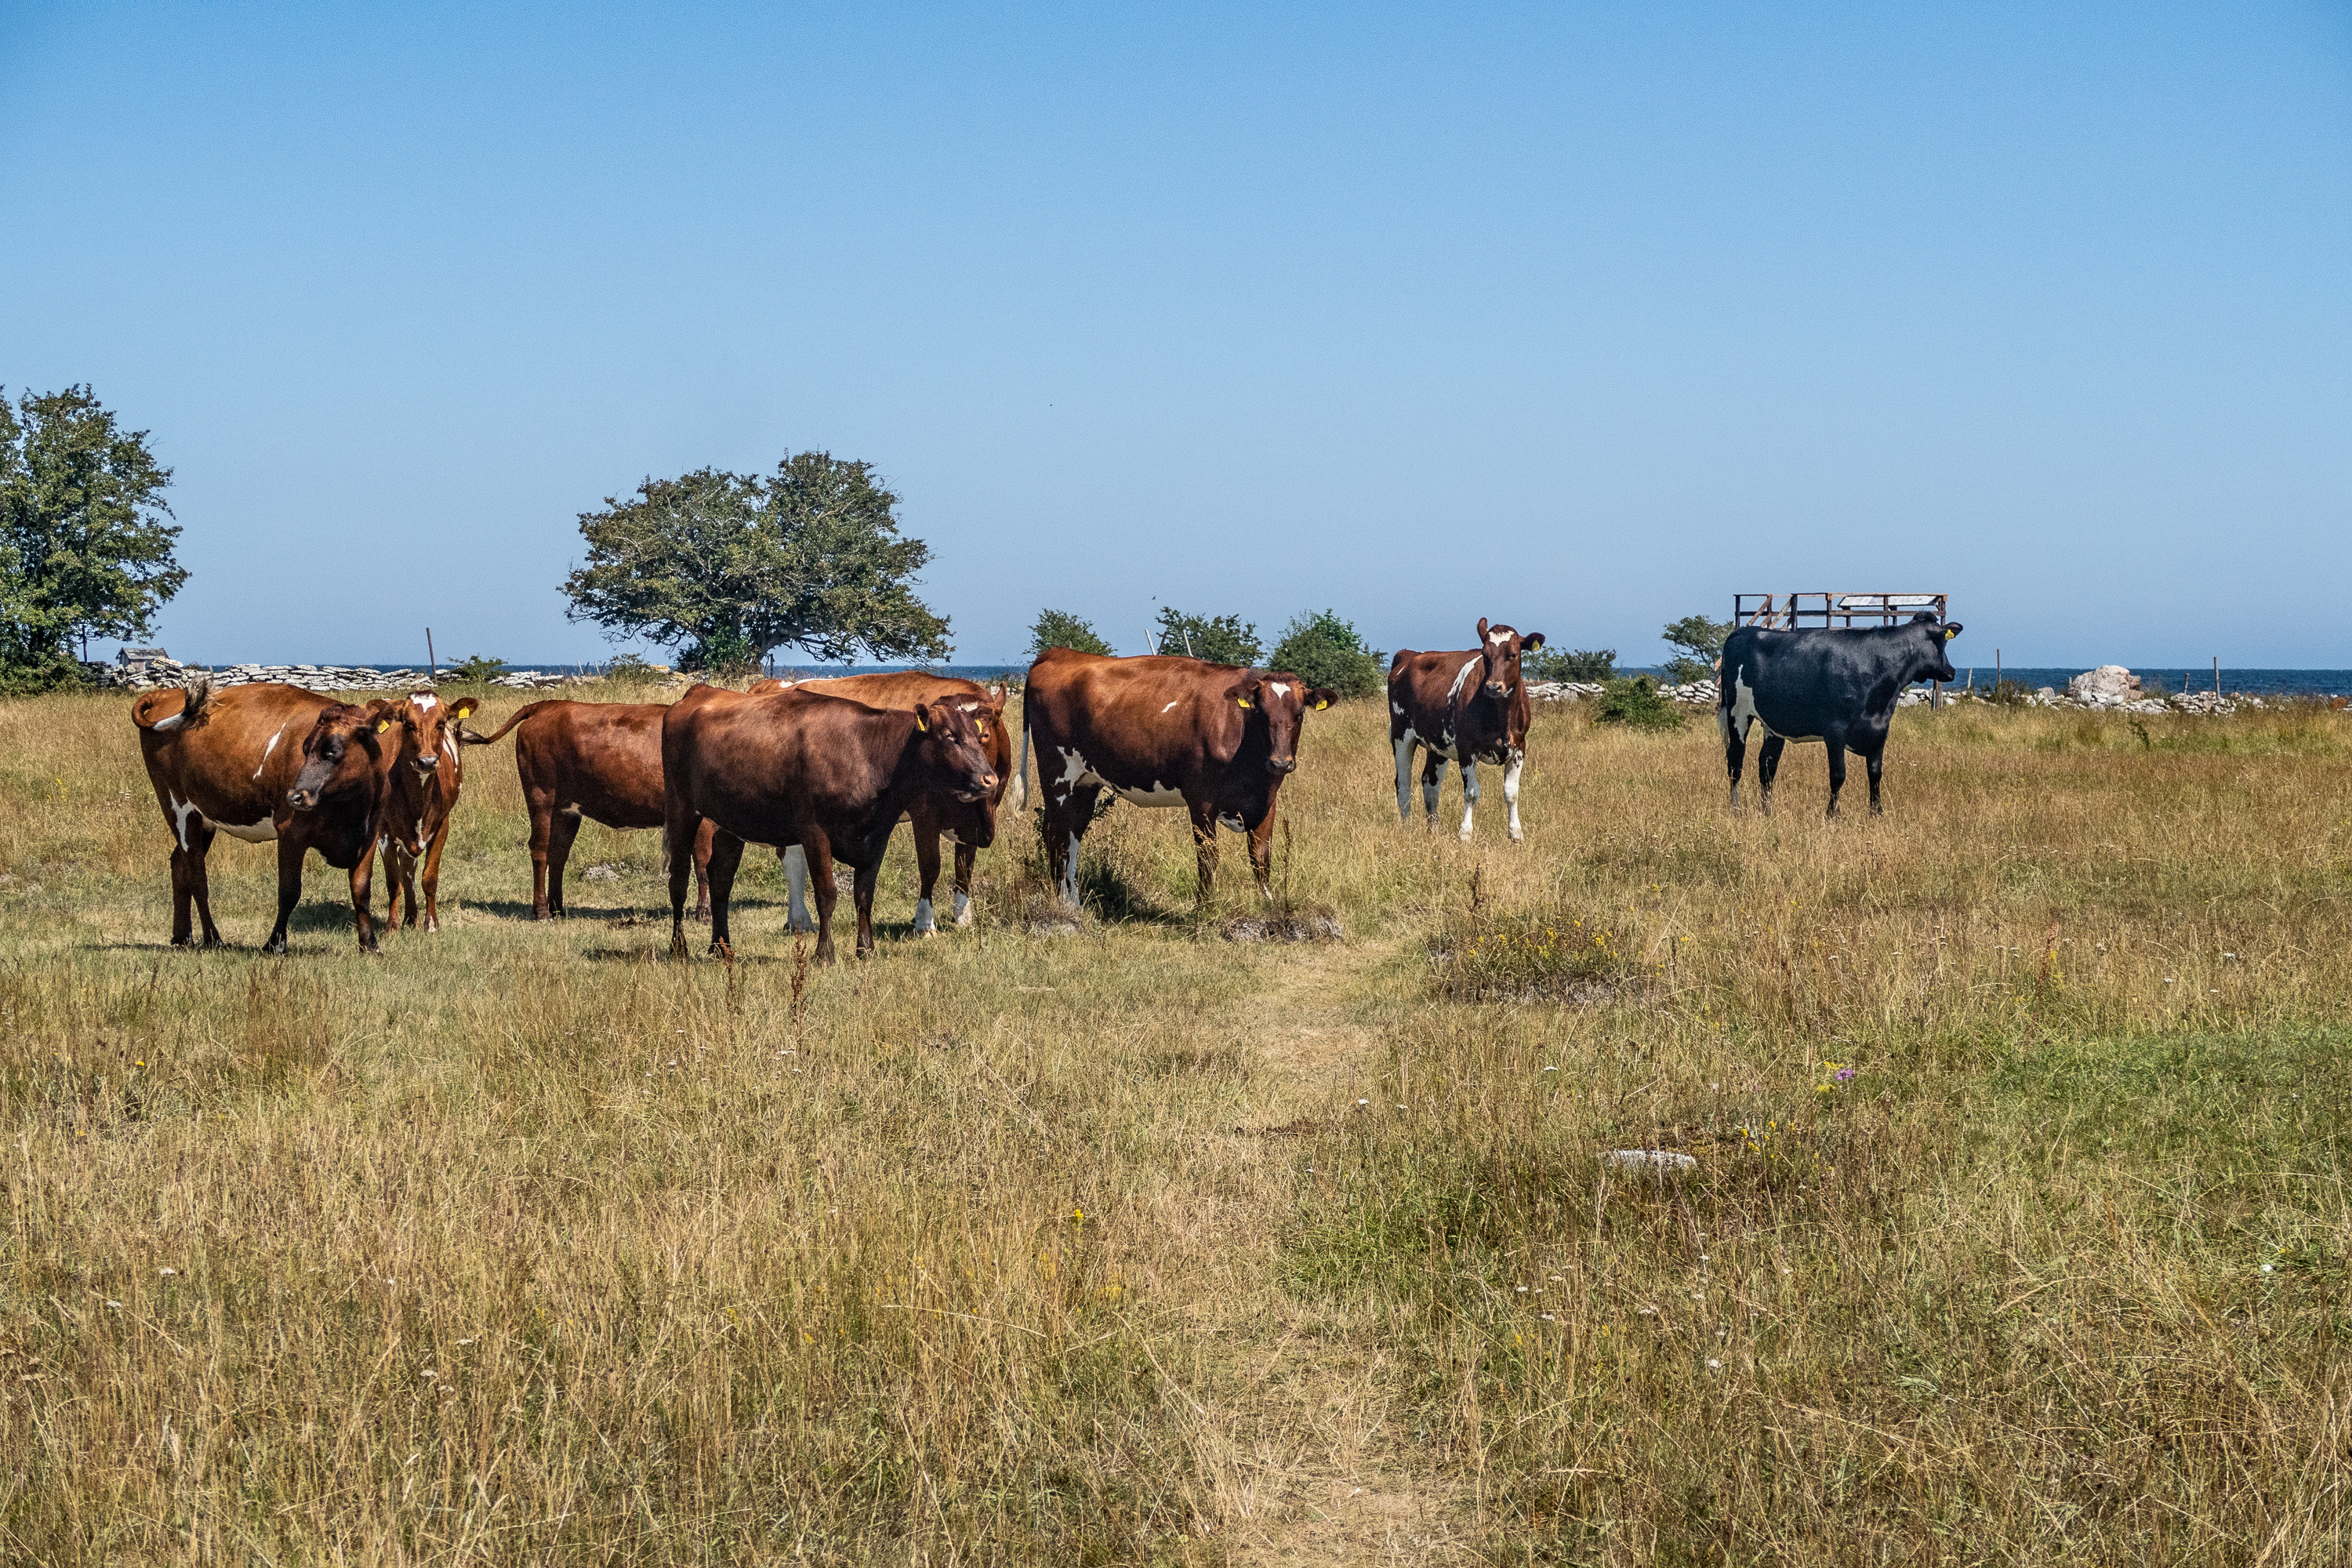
left=1719, top=612, right=1962, bottom=816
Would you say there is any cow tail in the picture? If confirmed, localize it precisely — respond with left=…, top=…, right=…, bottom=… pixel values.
left=1011, top=701, right=1032, bottom=812
left=132, top=672, right=214, bottom=731
left=457, top=700, right=551, bottom=746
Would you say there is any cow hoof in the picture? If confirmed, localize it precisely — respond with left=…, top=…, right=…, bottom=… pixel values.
left=953, top=913, right=974, bottom=930
left=1508, top=829, right=1526, bottom=843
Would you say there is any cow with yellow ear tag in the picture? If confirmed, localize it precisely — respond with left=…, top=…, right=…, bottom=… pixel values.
left=379, top=688, right=481, bottom=934
left=1387, top=617, right=1549, bottom=844
left=1018, top=648, right=1339, bottom=913
left=132, top=680, right=405, bottom=953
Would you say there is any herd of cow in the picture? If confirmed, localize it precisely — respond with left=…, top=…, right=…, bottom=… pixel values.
left=127, top=612, right=1963, bottom=961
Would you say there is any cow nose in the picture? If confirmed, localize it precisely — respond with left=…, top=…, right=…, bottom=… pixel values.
left=415, top=753, right=438, bottom=772
left=1483, top=681, right=1508, bottom=700
left=286, top=787, right=314, bottom=810
left=1267, top=756, right=1296, bottom=775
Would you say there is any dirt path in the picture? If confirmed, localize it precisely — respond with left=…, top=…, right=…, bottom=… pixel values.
left=1177, top=938, right=1476, bottom=1565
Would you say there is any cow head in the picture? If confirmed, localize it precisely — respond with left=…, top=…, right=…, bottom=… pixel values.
left=287, top=702, right=390, bottom=812
left=1911, top=612, right=1963, bottom=684
left=1229, top=671, right=1340, bottom=775
left=1475, top=618, right=1546, bottom=703
left=911, top=698, right=1000, bottom=804
left=386, top=690, right=479, bottom=781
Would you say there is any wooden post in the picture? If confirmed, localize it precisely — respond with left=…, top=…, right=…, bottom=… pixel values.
left=2213, top=656, right=2220, bottom=697
left=426, top=628, right=437, bottom=677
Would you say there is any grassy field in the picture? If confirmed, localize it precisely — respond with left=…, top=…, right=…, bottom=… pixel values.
left=2, top=682, right=2350, bottom=1565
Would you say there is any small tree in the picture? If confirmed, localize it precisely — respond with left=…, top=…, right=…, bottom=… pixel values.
left=1153, top=607, right=1261, bottom=666
left=0, top=386, right=184, bottom=692
left=563, top=453, right=949, bottom=672
left=1661, top=613, right=1735, bottom=683
left=1025, top=608, right=1113, bottom=662
left=1596, top=674, right=1686, bottom=731
left=1527, top=646, right=1617, bottom=682
left=1267, top=609, right=1383, bottom=699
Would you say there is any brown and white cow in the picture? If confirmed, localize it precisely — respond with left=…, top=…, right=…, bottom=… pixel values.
left=1019, top=649, right=1336, bottom=910
left=457, top=699, right=713, bottom=920
left=132, top=677, right=400, bottom=953
left=376, top=689, right=480, bottom=933
left=662, top=684, right=998, bottom=964
left=749, top=673, right=1010, bottom=935
left=1387, top=618, right=1547, bottom=841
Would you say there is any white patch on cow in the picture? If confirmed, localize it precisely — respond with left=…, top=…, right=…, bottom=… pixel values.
left=1459, top=760, right=1479, bottom=841
left=783, top=844, right=815, bottom=931
left=1390, top=700, right=1404, bottom=716
left=1725, top=667, right=1823, bottom=745
left=212, top=815, right=278, bottom=844
left=169, top=794, right=200, bottom=851
left=1486, top=627, right=1508, bottom=645
left=958, top=702, right=977, bottom=712
left=1393, top=734, right=1417, bottom=821
left=1062, top=832, right=1081, bottom=904
left=151, top=712, right=185, bottom=731
left=1218, top=813, right=1246, bottom=832
left=412, top=692, right=437, bottom=712
left=1503, top=751, right=1526, bottom=840
left=1270, top=681, right=1290, bottom=698
left=1446, top=656, right=1482, bottom=703
left=252, top=727, right=284, bottom=779
left=952, top=889, right=971, bottom=927
left=1055, top=747, right=1092, bottom=787
left=1160, top=700, right=1179, bottom=713
left=940, top=827, right=961, bottom=848
left=912, top=897, right=936, bottom=935
left=1112, top=780, right=1185, bottom=808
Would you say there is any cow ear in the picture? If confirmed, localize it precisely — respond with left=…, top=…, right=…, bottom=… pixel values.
left=448, top=696, right=480, bottom=720
left=375, top=716, right=394, bottom=733
left=1942, top=622, right=1963, bottom=641
left=1521, top=633, right=1546, bottom=652
left=1476, top=616, right=1491, bottom=642
left=913, top=705, right=929, bottom=732
left=1225, top=673, right=1261, bottom=710
left=1307, top=688, right=1338, bottom=711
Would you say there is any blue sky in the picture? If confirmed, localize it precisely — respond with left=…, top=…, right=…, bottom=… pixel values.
left=5, top=2, right=2347, bottom=668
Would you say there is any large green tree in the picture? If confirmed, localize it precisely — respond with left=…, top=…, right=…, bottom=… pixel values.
left=0, top=386, right=184, bottom=691
left=1266, top=608, right=1384, bottom=699
left=1024, top=608, right=1113, bottom=662
left=563, top=453, right=950, bottom=670
left=1153, top=607, right=1261, bottom=666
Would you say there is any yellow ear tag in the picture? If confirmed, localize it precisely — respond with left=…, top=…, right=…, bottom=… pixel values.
left=1315, top=699, right=1330, bottom=710
left=1944, top=627, right=1958, bottom=641
left=1236, top=698, right=1252, bottom=709
left=376, top=719, right=392, bottom=732
left=456, top=700, right=477, bottom=717
left=914, top=711, right=928, bottom=731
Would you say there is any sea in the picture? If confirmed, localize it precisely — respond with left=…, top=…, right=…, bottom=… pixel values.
left=339, top=662, right=2352, bottom=698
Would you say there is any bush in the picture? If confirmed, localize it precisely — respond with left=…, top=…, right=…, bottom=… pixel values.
left=601, top=652, right=667, bottom=684
left=1595, top=674, right=1686, bottom=731
left=1266, top=610, right=1383, bottom=699
left=0, top=649, right=89, bottom=696
left=445, top=654, right=509, bottom=684
left=1025, top=609, right=1112, bottom=662
left=1153, top=608, right=1260, bottom=666
left=1526, top=646, right=1616, bottom=682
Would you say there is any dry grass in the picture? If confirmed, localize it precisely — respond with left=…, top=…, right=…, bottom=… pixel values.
left=2, top=684, right=2349, bottom=1563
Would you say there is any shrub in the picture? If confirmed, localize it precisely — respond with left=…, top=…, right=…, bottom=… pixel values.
left=1526, top=646, right=1616, bottom=682
left=1266, top=610, right=1383, bottom=699
left=1595, top=674, right=1686, bottom=730
left=601, top=652, right=666, bottom=684
left=1025, top=608, right=1113, bottom=662
left=445, top=653, right=508, bottom=684
left=1153, top=608, right=1260, bottom=666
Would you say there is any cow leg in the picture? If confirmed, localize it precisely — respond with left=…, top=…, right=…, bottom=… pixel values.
left=1393, top=735, right=1416, bottom=822
left=1247, top=810, right=1277, bottom=904
left=1824, top=743, right=1847, bottom=818
left=1862, top=739, right=1886, bottom=815
left=524, top=800, right=554, bottom=918
left=347, top=846, right=381, bottom=955
left=382, top=840, right=418, bottom=930
left=263, top=836, right=307, bottom=955
left=1189, top=799, right=1221, bottom=910
left=852, top=856, right=880, bottom=958
left=419, top=822, right=451, bottom=932
left=545, top=810, right=583, bottom=917
left=910, top=821, right=942, bottom=937
left=172, top=822, right=222, bottom=947
left=1421, top=753, right=1444, bottom=821
left=702, top=829, right=746, bottom=956
left=803, top=832, right=840, bottom=965
left=1757, top=735, right=1786, bottom=815
left=665, top=804, right=704, bottom=957
left=1502, top=750, right=1526, bottom=841
left=952, top=840, right=977, bottom=928
left=1044, top=785, right=1097, bottom=909
left=1458, top=759, right=1479, bottom=841
left=1723, top=720, right=1748, bottom=811
left=691, top=818, right=714, bottom=921
left=782, top=844, right=818, bottom=932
